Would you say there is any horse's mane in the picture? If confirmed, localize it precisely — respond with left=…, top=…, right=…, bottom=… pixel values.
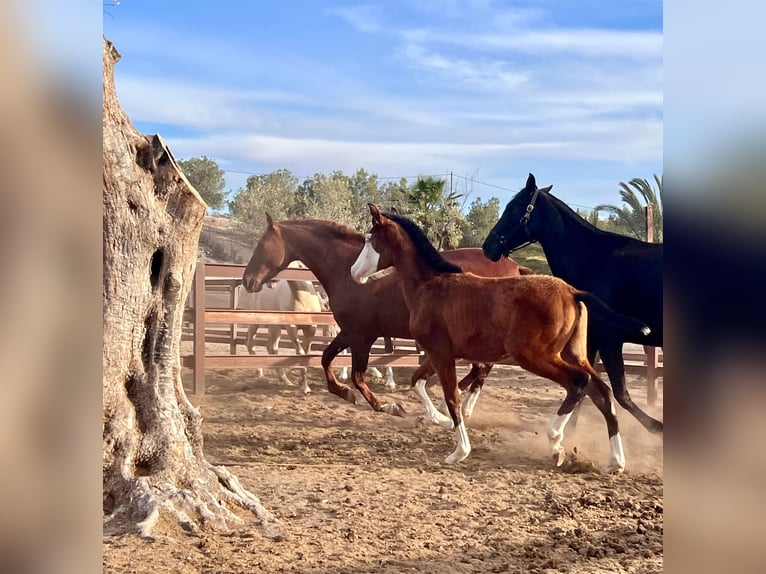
left=385, top=213, right=463, bottom=274
left=290, top=219, right=364, bottom=242
left=543, top=191, right=644, bottom=244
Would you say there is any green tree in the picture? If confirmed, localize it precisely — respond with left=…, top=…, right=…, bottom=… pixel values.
left=228, top=168, right=298, bottom=229
left=459, top=196, right=500, bottom=247
left=379, top=177, right=410, bottom=213
left=295, top=171, right=356, bottom=227
left=348, top=168, right=383, bottom=230
left=595, top=175, right=664, bottom=242
left=177, top=156, right=228, bottom=211
left=407, top=176, right=465, bottom=249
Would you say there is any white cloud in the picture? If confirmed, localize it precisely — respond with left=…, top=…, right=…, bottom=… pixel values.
left=331, top=4, right=384, bottom=33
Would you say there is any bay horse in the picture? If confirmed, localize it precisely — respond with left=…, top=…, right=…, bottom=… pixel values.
left=351, top=205, right=650, bottom=472
left=482, top=174, right=663, bottom=434
left=241, top=215, right=529, bottom=419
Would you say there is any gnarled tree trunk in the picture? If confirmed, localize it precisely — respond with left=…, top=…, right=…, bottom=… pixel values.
left=102, top=36, right=275, bottom=537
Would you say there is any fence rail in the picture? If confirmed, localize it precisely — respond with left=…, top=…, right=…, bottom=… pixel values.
left=183, top=262, right=663, bottom=401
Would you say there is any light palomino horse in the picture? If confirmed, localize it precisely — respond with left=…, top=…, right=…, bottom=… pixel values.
left=351, top=205, right=650, bottom=473
left=236, top=275, right=322, bottom=394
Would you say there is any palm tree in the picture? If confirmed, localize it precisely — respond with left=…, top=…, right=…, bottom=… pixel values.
left=595, top=175, right=663, bottom=242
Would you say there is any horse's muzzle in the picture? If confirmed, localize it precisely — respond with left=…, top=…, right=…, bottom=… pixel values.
left=482, top=241, right=503, bottom=262
left=241, top=275, right=264, bottom=293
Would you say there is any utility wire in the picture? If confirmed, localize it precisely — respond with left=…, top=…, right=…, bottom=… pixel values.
left=221, top=168, right=601, bottom=211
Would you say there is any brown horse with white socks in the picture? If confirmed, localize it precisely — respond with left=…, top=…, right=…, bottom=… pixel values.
left=241, top=215, right=530, bottom=419
left=351, top=205, right=650, bottom=473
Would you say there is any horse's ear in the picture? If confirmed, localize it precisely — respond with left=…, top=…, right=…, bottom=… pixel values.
left=265, top=213, right=275, bottom=228
left=525, top=173, right=537, bottom=191
left=539, top=184, right=553, bottom=194
left=368, top=203, right=383, bottom=225
left=389, top=206, right=399, bottom=215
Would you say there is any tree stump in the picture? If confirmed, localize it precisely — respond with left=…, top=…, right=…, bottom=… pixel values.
left=102, top=37, right=275, bottom=537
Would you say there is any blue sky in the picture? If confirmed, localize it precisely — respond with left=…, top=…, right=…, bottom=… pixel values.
left=103, top=0, right=662, bottom=211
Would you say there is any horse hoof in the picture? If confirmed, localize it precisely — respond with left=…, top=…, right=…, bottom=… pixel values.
left=445, top=449, right=470, bottom=464
left=436, top=418, right=455, bottom=430
left=552, top=449, right=565, bottom=467
left=600, top=463, right=625, bottom=475
left=385, top=381, right=397, bottom=390
left=381, top=403, right=406, bottom=417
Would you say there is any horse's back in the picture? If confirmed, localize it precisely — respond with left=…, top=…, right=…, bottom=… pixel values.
left=442, top=248, right=527, bottom=278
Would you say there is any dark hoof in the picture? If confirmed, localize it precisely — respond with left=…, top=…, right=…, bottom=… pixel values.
left=647, top=419, right=663, bottom=435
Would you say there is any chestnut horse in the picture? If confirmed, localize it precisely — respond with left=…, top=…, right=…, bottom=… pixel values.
left=241, top=215, right=530, bottom=419
left=351, top=205, right=650, bottom=473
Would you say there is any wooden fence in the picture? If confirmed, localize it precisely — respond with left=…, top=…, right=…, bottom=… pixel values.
left=182, top=263, right=663, bottom=403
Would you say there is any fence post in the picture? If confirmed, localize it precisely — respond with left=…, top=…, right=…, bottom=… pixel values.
left=193, top=261, right=206, bottom=395
left=644, top=345, right=657, bottom=405
left=229, top=280, right=239, bottom=355
left=644, top=205, right=657, bottom=405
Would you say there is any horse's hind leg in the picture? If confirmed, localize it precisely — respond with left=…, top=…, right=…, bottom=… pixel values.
left=565, top=346, right=599, bottom=432
left=350, top=338, right=405, bottom=417
left=517, top=354, right=590, bottom=467
left=383, top=367, right=396, bottom=389
left=582, top=367, right=625, bottom=474
left=321, top=333, right=356, bottom=404
left=601, top=342, right=663, bottom=434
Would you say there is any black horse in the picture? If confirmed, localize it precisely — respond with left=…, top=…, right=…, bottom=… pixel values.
left=482, top=174, right=663, bottom=434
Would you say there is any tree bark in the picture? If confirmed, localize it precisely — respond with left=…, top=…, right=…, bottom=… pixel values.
left=102, top=37, right=275, bottom=537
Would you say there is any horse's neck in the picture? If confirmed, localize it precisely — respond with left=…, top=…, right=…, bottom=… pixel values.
left=388, top=238, right=435, bottom=303
left=536, top=200, right=606, bottom=281
left=281, top=224, right=360, bottom=298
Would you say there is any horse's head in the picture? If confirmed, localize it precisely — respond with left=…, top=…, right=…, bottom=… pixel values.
left=242, top=213, right=290, bottom=292
left=482, top=173, right=552, bottom=261
left=350, top=204, right=398, bottom=284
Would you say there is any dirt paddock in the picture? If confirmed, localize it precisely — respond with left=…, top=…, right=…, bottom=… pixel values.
left=103, top=365, right=663, bottom=573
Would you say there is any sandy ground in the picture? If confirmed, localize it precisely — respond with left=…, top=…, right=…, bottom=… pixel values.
left=103, top=364, right=663, bottom=574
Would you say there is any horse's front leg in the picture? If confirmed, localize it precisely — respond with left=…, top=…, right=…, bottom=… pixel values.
left=321, top=332, right=356, bottom=404
left=434, top=355, right=470, bottom=464
left=350, top=338, right=406, bottom=417
left=411, top=357, right=452, bottom=428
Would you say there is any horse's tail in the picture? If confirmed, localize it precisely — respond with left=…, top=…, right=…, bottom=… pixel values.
left=573, top=291, right=650, bottom=338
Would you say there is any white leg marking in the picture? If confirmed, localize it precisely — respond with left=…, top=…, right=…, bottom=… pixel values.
left=384, top=367, right=396, bottom=389
left=414, top=380, right=452, bottom=428
left=548, top=412, right=573, bottom=466
left=296, top=369, right=311, bottom=394
left=445, top=421, right=471, bottom=464
left=279, top=369, right=293, bottom=386
left=339, top=366, right=349, bottom=380
left=257, top=368, right=264, bottom=378
left=369, top=367, right=383, bottom=378
left=601, top=433, right=626, bottom=474
left=462, top=388, right=481, bottom=419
